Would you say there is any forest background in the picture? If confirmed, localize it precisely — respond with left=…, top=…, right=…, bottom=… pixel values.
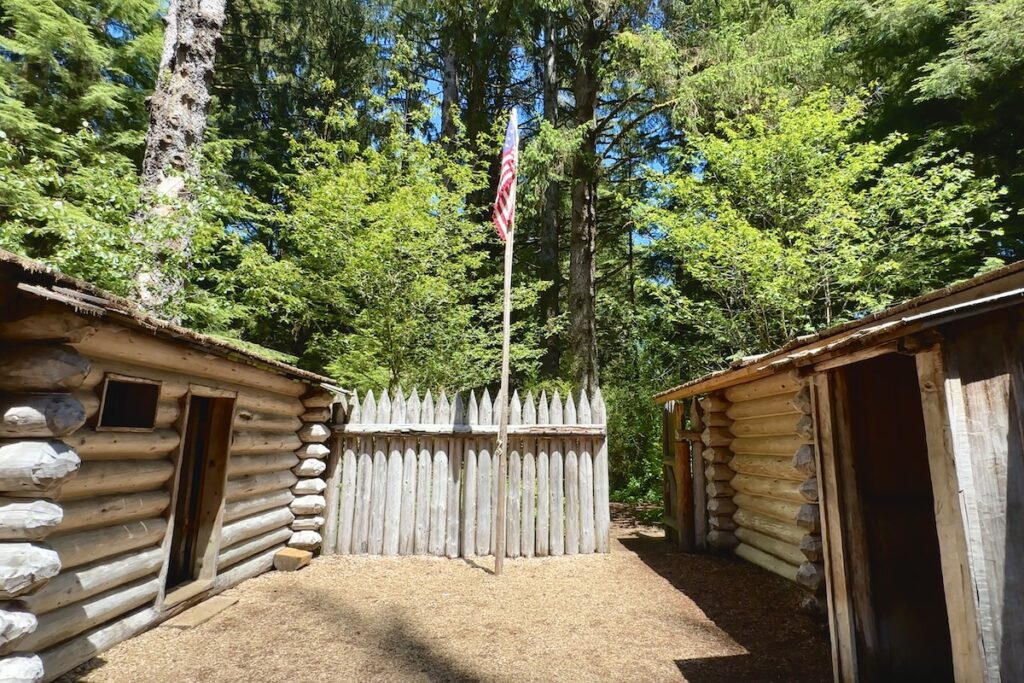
left=2, top=0, right=1021, bottom=505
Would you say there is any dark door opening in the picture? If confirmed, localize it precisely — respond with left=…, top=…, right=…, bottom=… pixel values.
left=840, top=354, right=954, bottom=681
left=166, top=395, right=234, bottom=592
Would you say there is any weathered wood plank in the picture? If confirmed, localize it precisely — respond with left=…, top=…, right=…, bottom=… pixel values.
left=564, top=443, right=579, bottom=555
left=461, top=438, right=477, bottom=557
left=522, top=452, right=536, bottom=558
left=536, top=442, right=550, bottom=557
left=368, top=438, right=388, bottom=554
left=506, top=449, right=521, bottom=559
left=336, top=440, right=358, bottom=554
left=476, top=439, right=492, bottom=556
left=579, top=449, right=595, bottom=554
left=352, top=441, right=372, bottom=554
left=414, top=439, right=432, bottom=555
left=381, top=437, right=403, bottom=556
left=398, top=440, right=417, bottom=555
left=445, top=436, right=462, bottom=559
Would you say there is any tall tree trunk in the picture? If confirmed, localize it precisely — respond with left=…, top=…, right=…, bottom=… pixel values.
left=440, top=32, right=459, bottom=144
left=136, top=0, right=227, bottom=313
left=539, top=12, right=562, bottom=377
left=569, top=6, right=601, bottom=392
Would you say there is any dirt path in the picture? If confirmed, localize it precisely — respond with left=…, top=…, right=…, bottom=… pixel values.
left=64, top=525, right=831, bottom=682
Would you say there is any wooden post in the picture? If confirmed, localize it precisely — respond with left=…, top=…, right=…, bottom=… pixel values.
left=673, top=402, right=694, bottom=551
left=661, top=400, right=677, bottom=544
left=690, top=399, right=707, bottom=550
left=493, top=206, right=515, bottom=575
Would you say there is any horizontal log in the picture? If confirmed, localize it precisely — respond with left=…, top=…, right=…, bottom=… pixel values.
left=704, top=463, right=733, bottom=481
left=288, top=530, right=322, bottom=550
left=0, top=306, right=95, bottom=343
left=228, top=452, right=298, bottom=478
left=797, top=561, right=825, bottom=592
left=707, top=498, right=737, bottom=515
left=731, top=474, right=805, bottom=503
left=733, top=508, right=805, bottom=545
left=336, top=424, right=605, bottom=437
left=218, top=527, right=292, bottom=570
left=735, top=527, right=805, bottom=566
left=301, top=389, right=336, bottom=408
left=56, top=460, right=174, bottom=500
left=16, top=576, right=160, bottom=652
left=49, top=518, right=167, bottom=570
left=800, top=534, right=824, bottom=562
left=706, top=529, right=738, bottom=549
left=0, top=345, right=90, bottom=392
left=292, top=459, right=326, bottom=477
left=212, top=546, right=278, bottom=592
left=730, top=454, right=804, bottom=481
left=799, top=477, right=819, bottom=502
left=225, top=470, right=297, bottom=502
left=291, top=515, right=325, bottom=531
left=68, top=428, right=180, bottom=460
left=17, top=546, right=163, bottom=615
left=290, top=495, right=325, bottom=515
left=0, top=654, right=43, bottom=682
left=0, top=498, right=63, bottom=540
left=730, top=434, right=809, bottom=456
left=39, top=606, right=159, bottom=681
left=701, top=427, right=733, bottom=447
left=298, top=423, right=329, bottom=443
left=796, top=504, right=821, bottom=532
left=233, top=411, right=302, bottom=434
left=792, top=444, right=816, bottom=475
left=300, top=407, right=332, bottom=422
left=733, top=493, right=802, bottom=524
left=0, top=608, right=38, bottom=656
left=709, top=515, right=737, bottom=531
left=706, top=480, right=735, bottom=498
left=724, top=372, right=802, bottom=403
left=59, top=491, right=170, bottom=534
left=223, top=490, right=293, bottom=523
left=697, top=394, right=729, bottom=413
left=702, top=447, right=732, bottom=464
left=0, top=440, right=80, bottom=494
left=729, top=413, right=803, bottom=439
left=76, top=326, right=306, bottom=397
left=292, top=478, right=326, bottom=495
left=295, top=443, right=330, bottom=460
left=0, top=543, right=61, bottom=599
left=702, top=412, right=732, bottom=428
left=0, top=394, right=85, bottom=438
left=735, top=543, right=800, bottom=583
left=221, top=507, right=294, bottom=548
left=231, top=431, right=302, bottom=455
left=235, top=391, right=305, bottom=418
left=725, top=392, right=802, bottom=421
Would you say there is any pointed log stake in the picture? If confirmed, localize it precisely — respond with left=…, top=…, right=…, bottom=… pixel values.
left=494, top=216, right=516, bottom=575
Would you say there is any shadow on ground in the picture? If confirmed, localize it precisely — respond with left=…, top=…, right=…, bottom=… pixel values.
left=619, top=531, right=832, bottom=683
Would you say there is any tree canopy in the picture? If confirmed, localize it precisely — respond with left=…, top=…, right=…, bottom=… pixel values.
left=2, top=0, right=1021, bottom=503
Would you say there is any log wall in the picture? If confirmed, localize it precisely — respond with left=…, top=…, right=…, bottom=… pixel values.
left=710, top=372, right=823, bottom=597
left=0, top=308, right=332, bottom=682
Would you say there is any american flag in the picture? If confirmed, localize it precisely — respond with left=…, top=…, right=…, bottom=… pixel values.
left=492, top=109, right=519, bottom=241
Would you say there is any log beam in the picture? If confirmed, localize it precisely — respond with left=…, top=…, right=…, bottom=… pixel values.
left=0, top=394, right=85, bottom=438
left=48, top=518, right=166, bottom=570
left=0, top=345, right=90, bottom=392
left=55, top=460, right=174, bottom=500
left=0, top=440, right=80, bottom=494
left=0, top=498, right=63, bottom=540
left=0, top=543, right=61, bottom=598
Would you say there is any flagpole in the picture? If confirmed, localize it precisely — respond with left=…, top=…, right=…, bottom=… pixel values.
left=494, top=216, right=514, bottom=576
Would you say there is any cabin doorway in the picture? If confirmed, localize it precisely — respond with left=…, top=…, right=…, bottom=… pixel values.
left=165, top=395, right=234, bottom=598
left=835, top=354, right=954, bottom=681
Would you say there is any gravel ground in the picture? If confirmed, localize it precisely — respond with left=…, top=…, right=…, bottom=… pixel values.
left=63, top=522, right=831, bottom=683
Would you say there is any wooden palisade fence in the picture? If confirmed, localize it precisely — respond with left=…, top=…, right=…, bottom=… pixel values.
left=322, top=388, right=610, bottom=558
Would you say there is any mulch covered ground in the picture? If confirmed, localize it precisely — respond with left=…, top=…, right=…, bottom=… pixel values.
left=64, top=517, right=832, bottom=682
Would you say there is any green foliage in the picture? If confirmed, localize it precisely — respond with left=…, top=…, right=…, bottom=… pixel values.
left=644, top=89, right=1005, bottom=356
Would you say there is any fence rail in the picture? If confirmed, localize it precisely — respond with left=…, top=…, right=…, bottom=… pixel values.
left=322, top=387, right=610, bottom=558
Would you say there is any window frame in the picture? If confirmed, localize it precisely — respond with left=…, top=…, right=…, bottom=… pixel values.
left=96, top=373, right=163, bottom=433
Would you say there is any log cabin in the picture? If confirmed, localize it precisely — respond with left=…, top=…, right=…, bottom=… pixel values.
left=0, top=250, right=338, bottom=681
left=656, top=261, right=1024, bottom=682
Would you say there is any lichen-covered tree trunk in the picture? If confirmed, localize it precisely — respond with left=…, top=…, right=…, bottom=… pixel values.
left=136, top=0, right=226, bottom=312
left=569, top=12, right=601, bottom=393
left=539, top=11, right=562, bottom=378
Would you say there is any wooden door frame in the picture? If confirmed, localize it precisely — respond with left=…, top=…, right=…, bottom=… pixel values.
left=157, top=385, right=238, bottom=609
left=813, top=347, right=987, bottom=682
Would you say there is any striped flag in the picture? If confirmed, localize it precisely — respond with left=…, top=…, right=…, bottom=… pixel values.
left=492, top=109, right=519, bottom=241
